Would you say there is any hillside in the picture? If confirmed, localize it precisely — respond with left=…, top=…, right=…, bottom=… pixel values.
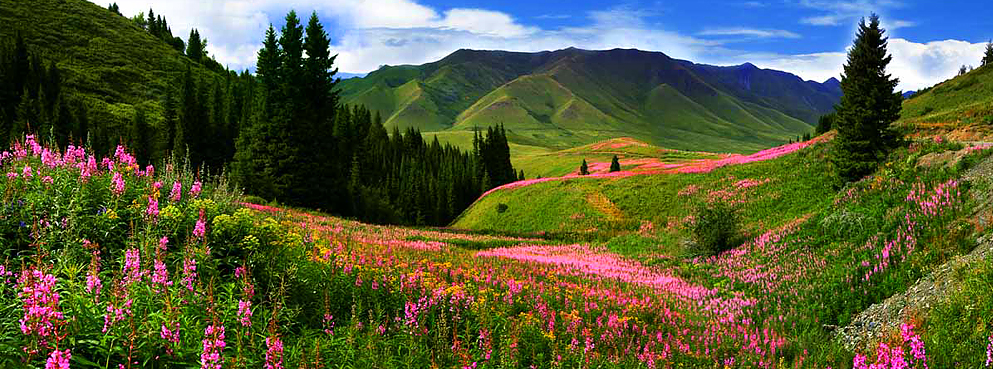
left=0, top=0, right=245, bottom=169
left=340, top=48, right=842, bottom=153
left=897, top=63, right=993, bottom=141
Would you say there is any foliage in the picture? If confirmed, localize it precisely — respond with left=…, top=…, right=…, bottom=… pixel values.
left=609, top=155, right=620, bottom=172
left=832, top=14, right=903, bottom=184
left=579, top=159, right=589, bottom=175
left=816, top=112, right=835, bottom=135
left=691, top=201, right=742, bottom=256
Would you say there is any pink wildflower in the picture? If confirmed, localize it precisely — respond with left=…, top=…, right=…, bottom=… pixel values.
left=111, top=172, right=125, bottom=196
left=161, top=321, right=181, bottom=355
left=159, top=236, right=169, bottom=252
left=146, top=196, right=159, bottom=220
left=22, top=165, right=32, bottom=178
left=42, top=176, right=53, bottom=185
left=190, top=180, right=202, bottom=198
left=18, top=269, right=64, bottom=344
left=122, top=248, right=143, bottom=286
left=170, top=181, right=182, bottom=202
left=45, top=348, right=71, bottom=369
left=152, top=259, right=172, bottom=291
left=182, top=256, right=197, bottom=292
left=200, top=325, right=226, bottom=369
left=237, top=300, right=252, bottom=327
left=193, top=210, right=206, bottom=239
left=264, top=335, right=284, bottom=369
left=986, top=334, right=992, bottom=367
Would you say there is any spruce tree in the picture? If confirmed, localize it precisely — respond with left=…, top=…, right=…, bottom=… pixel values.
left=609, top=155, right=621, bottom=172
left=580, top=159, right=590, bottom=175
left=186, top=29, right=204, bottom=63
left=983, top=40, right=993, bottom=67
left=831, top=14, right=902, bottom=184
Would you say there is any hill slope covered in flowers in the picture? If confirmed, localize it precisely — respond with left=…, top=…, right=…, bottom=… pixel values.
left=1, top=134, right=992, bottom=368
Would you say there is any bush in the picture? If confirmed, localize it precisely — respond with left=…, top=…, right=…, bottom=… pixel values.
left=496, top=203, right=509, bottom=213
left=691, top=201, right=742, bottom=256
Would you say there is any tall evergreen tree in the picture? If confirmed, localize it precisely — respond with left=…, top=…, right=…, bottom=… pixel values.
left=580, top=159, right=590, bottom=175
left=609, top=155, right=621, bottom=172
left=983, top=40, right=993, bottom=68
left=186, top=29, right=204, bottom=63
left=831, top=14, right=902, bottom=184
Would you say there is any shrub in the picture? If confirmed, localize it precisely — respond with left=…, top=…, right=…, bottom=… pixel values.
left=691, top=201, right=742, bottom=256
left=496, top=203, right=509, bottom=213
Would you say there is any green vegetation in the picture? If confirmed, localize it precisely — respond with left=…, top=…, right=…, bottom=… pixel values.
left=340, top=48, right=838, bottom=154
left=691, top=201, right=742, bottom=256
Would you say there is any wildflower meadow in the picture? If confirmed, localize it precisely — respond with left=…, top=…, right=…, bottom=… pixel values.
left=0, top=133, right=991, bottom=368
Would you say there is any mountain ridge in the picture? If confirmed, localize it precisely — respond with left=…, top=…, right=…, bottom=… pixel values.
left=339, top=47, right=842, bottom=153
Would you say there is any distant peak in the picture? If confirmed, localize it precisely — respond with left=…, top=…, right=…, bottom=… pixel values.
left=823, top=77, right=841, bottom=86
left=739, top=62, right=758, bottom=69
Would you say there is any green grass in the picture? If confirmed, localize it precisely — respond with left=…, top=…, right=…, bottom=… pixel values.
left=453, top=139, right=836, bottom=252
left=898, top=64, right=993, bottom=135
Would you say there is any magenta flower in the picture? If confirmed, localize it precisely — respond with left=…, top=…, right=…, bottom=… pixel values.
left=146, top=196, right=159, bottom=220
left=182, top=256, right=197, bottom=293
left=193, top=210, right=207, bottom=240
left=159, top=236, right=169, bottom=252
left=986, top=334, right=992, bottom=367
left=22, top=165, right=32, bottom=178
left=161, top=321, right=181, bottom=355
left=42, top=176, right=53, bottom=185
left=200, top=324, right=226, bottom=369
left=122, top=248, right=144, bottom=286
left=45, top=348, right=71, bottom=369
left=18, top=269, right=64, bottom=344
left=264, top=335, right=284, bottom=369
left=85, top=274, right=102, bottom=298
left=152, top=258, right=172, bottom=291
left=111, top=172, right=125, bottom=196
left=145, top=164, right=154, bottom=177
left=237, top=299, right=252, bottom=328
left=190, top=180, right=202, bottom=198
left=170, top=181, right=182, bottom=202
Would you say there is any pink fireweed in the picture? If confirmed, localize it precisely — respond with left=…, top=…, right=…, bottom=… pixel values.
left=122, top=248, right=144, bottom=286
left=265, top=335, right=284, bottom=369
left=986, top=334, right=992, bottom=367
left=22, top=165, right=32, bottom=178
left=161, top=321, right=181, bottom=355
left=45, top=348, right=71, bottom=369
left=102, top=298, right=133, bottom=333
left=853, top=323, right=929, bottom=369
left=170, top=181, right=182, bottom=202
left=151, top=258, right=172, bottom=292
left=159, top=236, right=169, bottom=252
left=190, top=180, right=202, bottom=198
left=237, top=300, right=252, bottom=328
left=201, top=324, right=226, bottom=369
left=193, top=210, right=207, bottom=240
left=111, top=171, right=125, bottom=196
left=18, top=269, right=64, bottom=346
left=146, top=196, right=159, bottom=220
left=182, top=256, right=197, bottom=293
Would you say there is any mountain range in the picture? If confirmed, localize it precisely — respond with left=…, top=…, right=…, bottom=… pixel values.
left=339, top=47, right=842, bottom=153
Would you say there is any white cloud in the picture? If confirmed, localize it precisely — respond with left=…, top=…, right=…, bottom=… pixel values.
left=93, top=1, right=979, bottom=93
left=732, top=38, right=987, bottom=91
left=698, top=28, right=802, bottom=39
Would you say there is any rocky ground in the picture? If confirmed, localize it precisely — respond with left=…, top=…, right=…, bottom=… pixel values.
left=835, top=148, right=993, bottom=352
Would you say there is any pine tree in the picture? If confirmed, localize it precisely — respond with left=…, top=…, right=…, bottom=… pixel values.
left=831, top=14, right=902, bottom=184
left=982, top=41, right=993, bottom=67
left=580, top=159, right=590, bottom=175
left=518, top=170, right=525, bottom=181
left=186, top=29, right=204, bottom=63
left=609, top=155, right=621, bottom=172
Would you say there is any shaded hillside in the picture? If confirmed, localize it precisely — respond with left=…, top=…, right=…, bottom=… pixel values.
left=340, top=48, right=842, bottom=153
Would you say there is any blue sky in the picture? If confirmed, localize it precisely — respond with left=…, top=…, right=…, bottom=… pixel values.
left=98, top=0, right=992, bottom=90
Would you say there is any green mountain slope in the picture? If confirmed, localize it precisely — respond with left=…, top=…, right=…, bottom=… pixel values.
left=0, top=0, right=233, bottom=159
left=340, top=48, right=842, bottom=153
left=897, top=63, right=993, bottom=140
